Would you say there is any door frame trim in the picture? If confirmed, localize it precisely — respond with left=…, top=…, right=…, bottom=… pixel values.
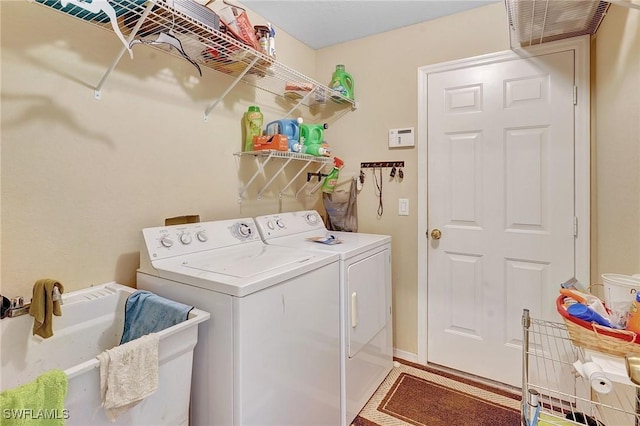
left=416, top=36, right=591, bottom=365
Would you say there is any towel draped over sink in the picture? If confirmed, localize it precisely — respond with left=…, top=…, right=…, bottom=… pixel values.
left=29, top=278, right=64, bottom=339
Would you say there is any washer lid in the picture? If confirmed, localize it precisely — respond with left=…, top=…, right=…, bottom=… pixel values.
left=182, top=244, right=313, bottom=278
left=149, top=242, right=338, bottom=297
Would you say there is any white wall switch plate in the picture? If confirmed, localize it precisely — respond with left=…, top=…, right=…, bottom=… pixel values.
left=389, top=127, right=415, bottom=148
left=399, top=198, right=409, bottom=216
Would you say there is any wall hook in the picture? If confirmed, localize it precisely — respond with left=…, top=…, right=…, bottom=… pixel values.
left=307, top=172, right=328, bottom=182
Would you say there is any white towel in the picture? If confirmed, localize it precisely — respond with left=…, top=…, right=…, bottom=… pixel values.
left=97, top=333, right=159, bottom=422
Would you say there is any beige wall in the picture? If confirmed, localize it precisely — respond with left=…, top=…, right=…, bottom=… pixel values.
left=0, top=1, right=317, bottom=296
left=592, top=5, right=640, bottom=281
left=2, top=1, right=639, bottom=358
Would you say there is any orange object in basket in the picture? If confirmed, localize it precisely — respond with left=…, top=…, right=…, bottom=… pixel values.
left=559, top=288, right=587, bottom=304
left=252, top=134, right=288, bottom=151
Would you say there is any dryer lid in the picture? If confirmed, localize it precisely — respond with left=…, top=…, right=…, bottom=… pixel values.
left=265, top=230, right=390, bottom=259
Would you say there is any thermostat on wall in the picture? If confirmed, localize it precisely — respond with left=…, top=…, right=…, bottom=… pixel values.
left=388, top=127, right=415, bottom=148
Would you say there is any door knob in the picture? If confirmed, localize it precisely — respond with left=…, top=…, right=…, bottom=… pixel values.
left=430, top=229, right=442, bottom=240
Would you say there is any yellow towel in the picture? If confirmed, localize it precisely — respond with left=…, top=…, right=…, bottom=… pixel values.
left=28, top=279, right=64, bottom=339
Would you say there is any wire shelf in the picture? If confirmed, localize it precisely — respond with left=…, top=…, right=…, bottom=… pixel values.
left=33, top=0, right=358, bottom=116
left=234, top=150, right=334, bottom=163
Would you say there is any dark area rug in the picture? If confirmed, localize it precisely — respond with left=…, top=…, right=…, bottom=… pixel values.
left=352, top=360, right=521, bottom=426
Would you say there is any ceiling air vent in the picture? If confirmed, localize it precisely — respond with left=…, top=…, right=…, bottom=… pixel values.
left=505, top=0, right=610, bottom=48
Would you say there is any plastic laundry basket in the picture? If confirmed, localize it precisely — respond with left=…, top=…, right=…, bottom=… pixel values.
left=602, top=273, right=640, bottom=308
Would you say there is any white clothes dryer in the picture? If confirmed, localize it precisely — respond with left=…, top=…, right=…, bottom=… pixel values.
left=254, top=210, right=393, bottom=426
left=137, top=218, right=341, bottom=426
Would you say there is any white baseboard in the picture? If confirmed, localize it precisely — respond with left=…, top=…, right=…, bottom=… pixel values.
left=393, top=348, right=419, bottom=364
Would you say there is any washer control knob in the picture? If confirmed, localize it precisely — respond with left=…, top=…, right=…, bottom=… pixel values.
left=276, top=219, right=285, bottom=228
left=196, top=231, right=208, bottom=242
left=180, top=233, right=192, bottom=245
left=267, top=221, right=275, bottom=230
left=160, top=236, right=174, bottom=248
left=238, top=223, right=252, bottom=237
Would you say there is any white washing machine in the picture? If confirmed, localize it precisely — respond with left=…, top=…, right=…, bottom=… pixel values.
left=136, top=218, right=341, bottom=426
left=254, top=210, right=393, bottom=426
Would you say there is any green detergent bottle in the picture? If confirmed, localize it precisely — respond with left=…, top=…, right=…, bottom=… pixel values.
left=329, top=64, right=354, bottom=102
left=300, top=123, right=328, bottom=146
left=302, top=143, right=331, bottom=157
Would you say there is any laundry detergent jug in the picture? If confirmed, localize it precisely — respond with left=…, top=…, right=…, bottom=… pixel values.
left=300, top=123, right=328, bottom=146
left=265, top=118, right=303, bottom=152
left=329, top=64, right=354, bottom=102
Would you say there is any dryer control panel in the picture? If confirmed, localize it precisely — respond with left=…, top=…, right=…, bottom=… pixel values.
left=255, top=210, right=325, bottom=240
left=141, top=218, right=261, bottom=261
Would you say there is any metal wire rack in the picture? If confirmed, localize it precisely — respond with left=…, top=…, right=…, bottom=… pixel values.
left=234, top=151, right=333, bottom=202
left=522, top=309, right=640, bottom=425
left=32, top=0, right=358, bottom=119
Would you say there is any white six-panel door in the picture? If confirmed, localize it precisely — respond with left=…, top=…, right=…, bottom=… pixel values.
left=425, top=50, right=576, bottom=387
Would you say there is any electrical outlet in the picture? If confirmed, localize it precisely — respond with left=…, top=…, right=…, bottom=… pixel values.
left=398, top=198, right=409, bottom=216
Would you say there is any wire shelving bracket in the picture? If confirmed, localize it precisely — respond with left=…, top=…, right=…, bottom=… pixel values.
left=234, top=151, right=332, bottom=202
